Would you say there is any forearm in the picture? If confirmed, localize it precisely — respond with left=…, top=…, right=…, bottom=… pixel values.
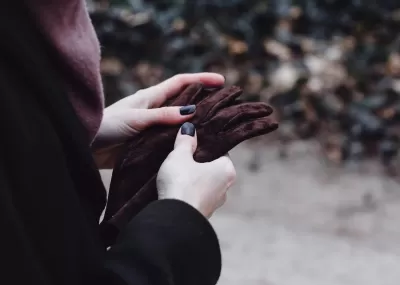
left=102, top=199, right=222, bottom=285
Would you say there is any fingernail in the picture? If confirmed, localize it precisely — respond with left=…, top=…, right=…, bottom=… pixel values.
left=181, top=122, right=195, bottom=137
left=180, top=105, right=196, bottom=115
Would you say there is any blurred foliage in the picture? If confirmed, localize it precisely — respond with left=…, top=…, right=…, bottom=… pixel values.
left=89, top=0, right=400, bottom=174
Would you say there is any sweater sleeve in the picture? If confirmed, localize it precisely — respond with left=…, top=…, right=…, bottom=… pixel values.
left=101, top=199, right=222, bottom=285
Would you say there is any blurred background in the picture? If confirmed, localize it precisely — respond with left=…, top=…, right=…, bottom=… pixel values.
left=90, top=1, right=400, bottom=284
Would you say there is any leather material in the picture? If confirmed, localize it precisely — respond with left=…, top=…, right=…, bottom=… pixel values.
left=104, top=83, right=278, bottom=231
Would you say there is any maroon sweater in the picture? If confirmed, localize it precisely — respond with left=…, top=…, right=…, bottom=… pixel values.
left=29, top=0, right=104, bottom=142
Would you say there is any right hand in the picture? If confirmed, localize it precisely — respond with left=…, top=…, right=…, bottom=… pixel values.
left=157, top=122, right=236, bottom=218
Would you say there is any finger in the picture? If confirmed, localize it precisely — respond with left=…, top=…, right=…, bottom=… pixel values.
left=141, top=73, right=225, bottom=108
left=128, top=105, right=196, bottom=131
left=174, top=122, right=198, bottom=156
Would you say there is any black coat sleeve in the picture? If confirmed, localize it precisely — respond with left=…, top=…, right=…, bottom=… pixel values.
left=102, top=199, right=222, bottom=285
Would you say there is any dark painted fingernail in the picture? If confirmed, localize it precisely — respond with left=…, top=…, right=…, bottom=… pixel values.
left=180, top=105, right=196, bottom=115
left=181, top=122, right=195, bottom=137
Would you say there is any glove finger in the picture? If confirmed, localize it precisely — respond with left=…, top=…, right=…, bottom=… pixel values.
left=101, top=175, right=158, bottom=246
left=106, top=175, right=158, bottom=231
left=168, top=83, right=223, bottom=107
left=222, top=117, right=279, bottom=144
left=106, top=126, right=178, bottom=219
left=200, top=86, right=243, bottom=120
left=106, top=139, right=172, bottom=220
left=107, top=141, right=134, bottom=202
left=167, top=82, right=204, bottom=106
left=115, top=125, right=160, bottom=169
left=193, top=118, right=277, bottom=164
left=191, top=86, right=224, bottom=104
left=199, top=102, right=272, bottom=132
left=224, top=103, right=273, bottom=130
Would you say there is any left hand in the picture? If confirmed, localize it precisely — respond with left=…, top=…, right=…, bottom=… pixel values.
left=92, top=73, right=225, bottom=168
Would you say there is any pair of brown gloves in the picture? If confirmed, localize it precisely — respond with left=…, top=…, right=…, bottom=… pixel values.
left=101, top=83, right=278, bottom=244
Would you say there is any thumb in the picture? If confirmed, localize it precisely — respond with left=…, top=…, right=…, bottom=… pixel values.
left=174, top=122, right=198, bottom=156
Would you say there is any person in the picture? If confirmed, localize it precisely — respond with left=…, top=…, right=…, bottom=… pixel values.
left=0, top=1, right=236, bottom=285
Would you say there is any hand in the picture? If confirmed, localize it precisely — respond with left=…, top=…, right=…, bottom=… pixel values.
left=157, top=122, right=236, bottom=218
left=94, top=73, right=224, bottom=148
left=92, top=73, right=225, bottom=168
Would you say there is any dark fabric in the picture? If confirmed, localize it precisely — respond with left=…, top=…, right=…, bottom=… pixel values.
left=0, top=3, right=221, bottom=285
left=103, top=83, right=278, bottom=241
left=104, top=200, right=221, bottom=285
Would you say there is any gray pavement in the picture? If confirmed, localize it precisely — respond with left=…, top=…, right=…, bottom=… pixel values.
left=101, top=141, right=400, bottom=285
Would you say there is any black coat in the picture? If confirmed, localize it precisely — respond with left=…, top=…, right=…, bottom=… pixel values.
left=0, top=3, right=221, bottom=285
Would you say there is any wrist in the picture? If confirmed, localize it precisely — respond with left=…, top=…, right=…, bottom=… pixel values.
left=159, top=195, right=209, bottom=219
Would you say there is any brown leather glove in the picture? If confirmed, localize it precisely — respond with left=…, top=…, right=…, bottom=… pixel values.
left=102, top=83, right=278, bottom=236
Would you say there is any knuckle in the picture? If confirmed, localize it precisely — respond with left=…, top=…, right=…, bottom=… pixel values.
left=168, top=149, right=181, bottom=161
left=172, top=144, right=191, bottom=159
left=215, top=157, right=236, bottom=182
left=157, top=107, right=171, bottom=120
left=222, top=193, right=227, bottom=203
left=135, top=88, right=146, bottom=97
left=222, top=158, right=236, bottom=181
left=172, top=74, right=190, bottom=85
left=133, top=89, right=150, bottom=107
left=225, top=163, right=236, bottom=182
left=218, top=193, right=228, bottom=208
left=162, top=154, right=181, bottom=171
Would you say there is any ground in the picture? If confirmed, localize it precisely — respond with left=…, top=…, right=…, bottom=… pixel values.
left=100, top=141, right=400, bottom=285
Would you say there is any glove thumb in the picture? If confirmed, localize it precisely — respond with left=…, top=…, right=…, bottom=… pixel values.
left=174, top=122, right=197, bottom=158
